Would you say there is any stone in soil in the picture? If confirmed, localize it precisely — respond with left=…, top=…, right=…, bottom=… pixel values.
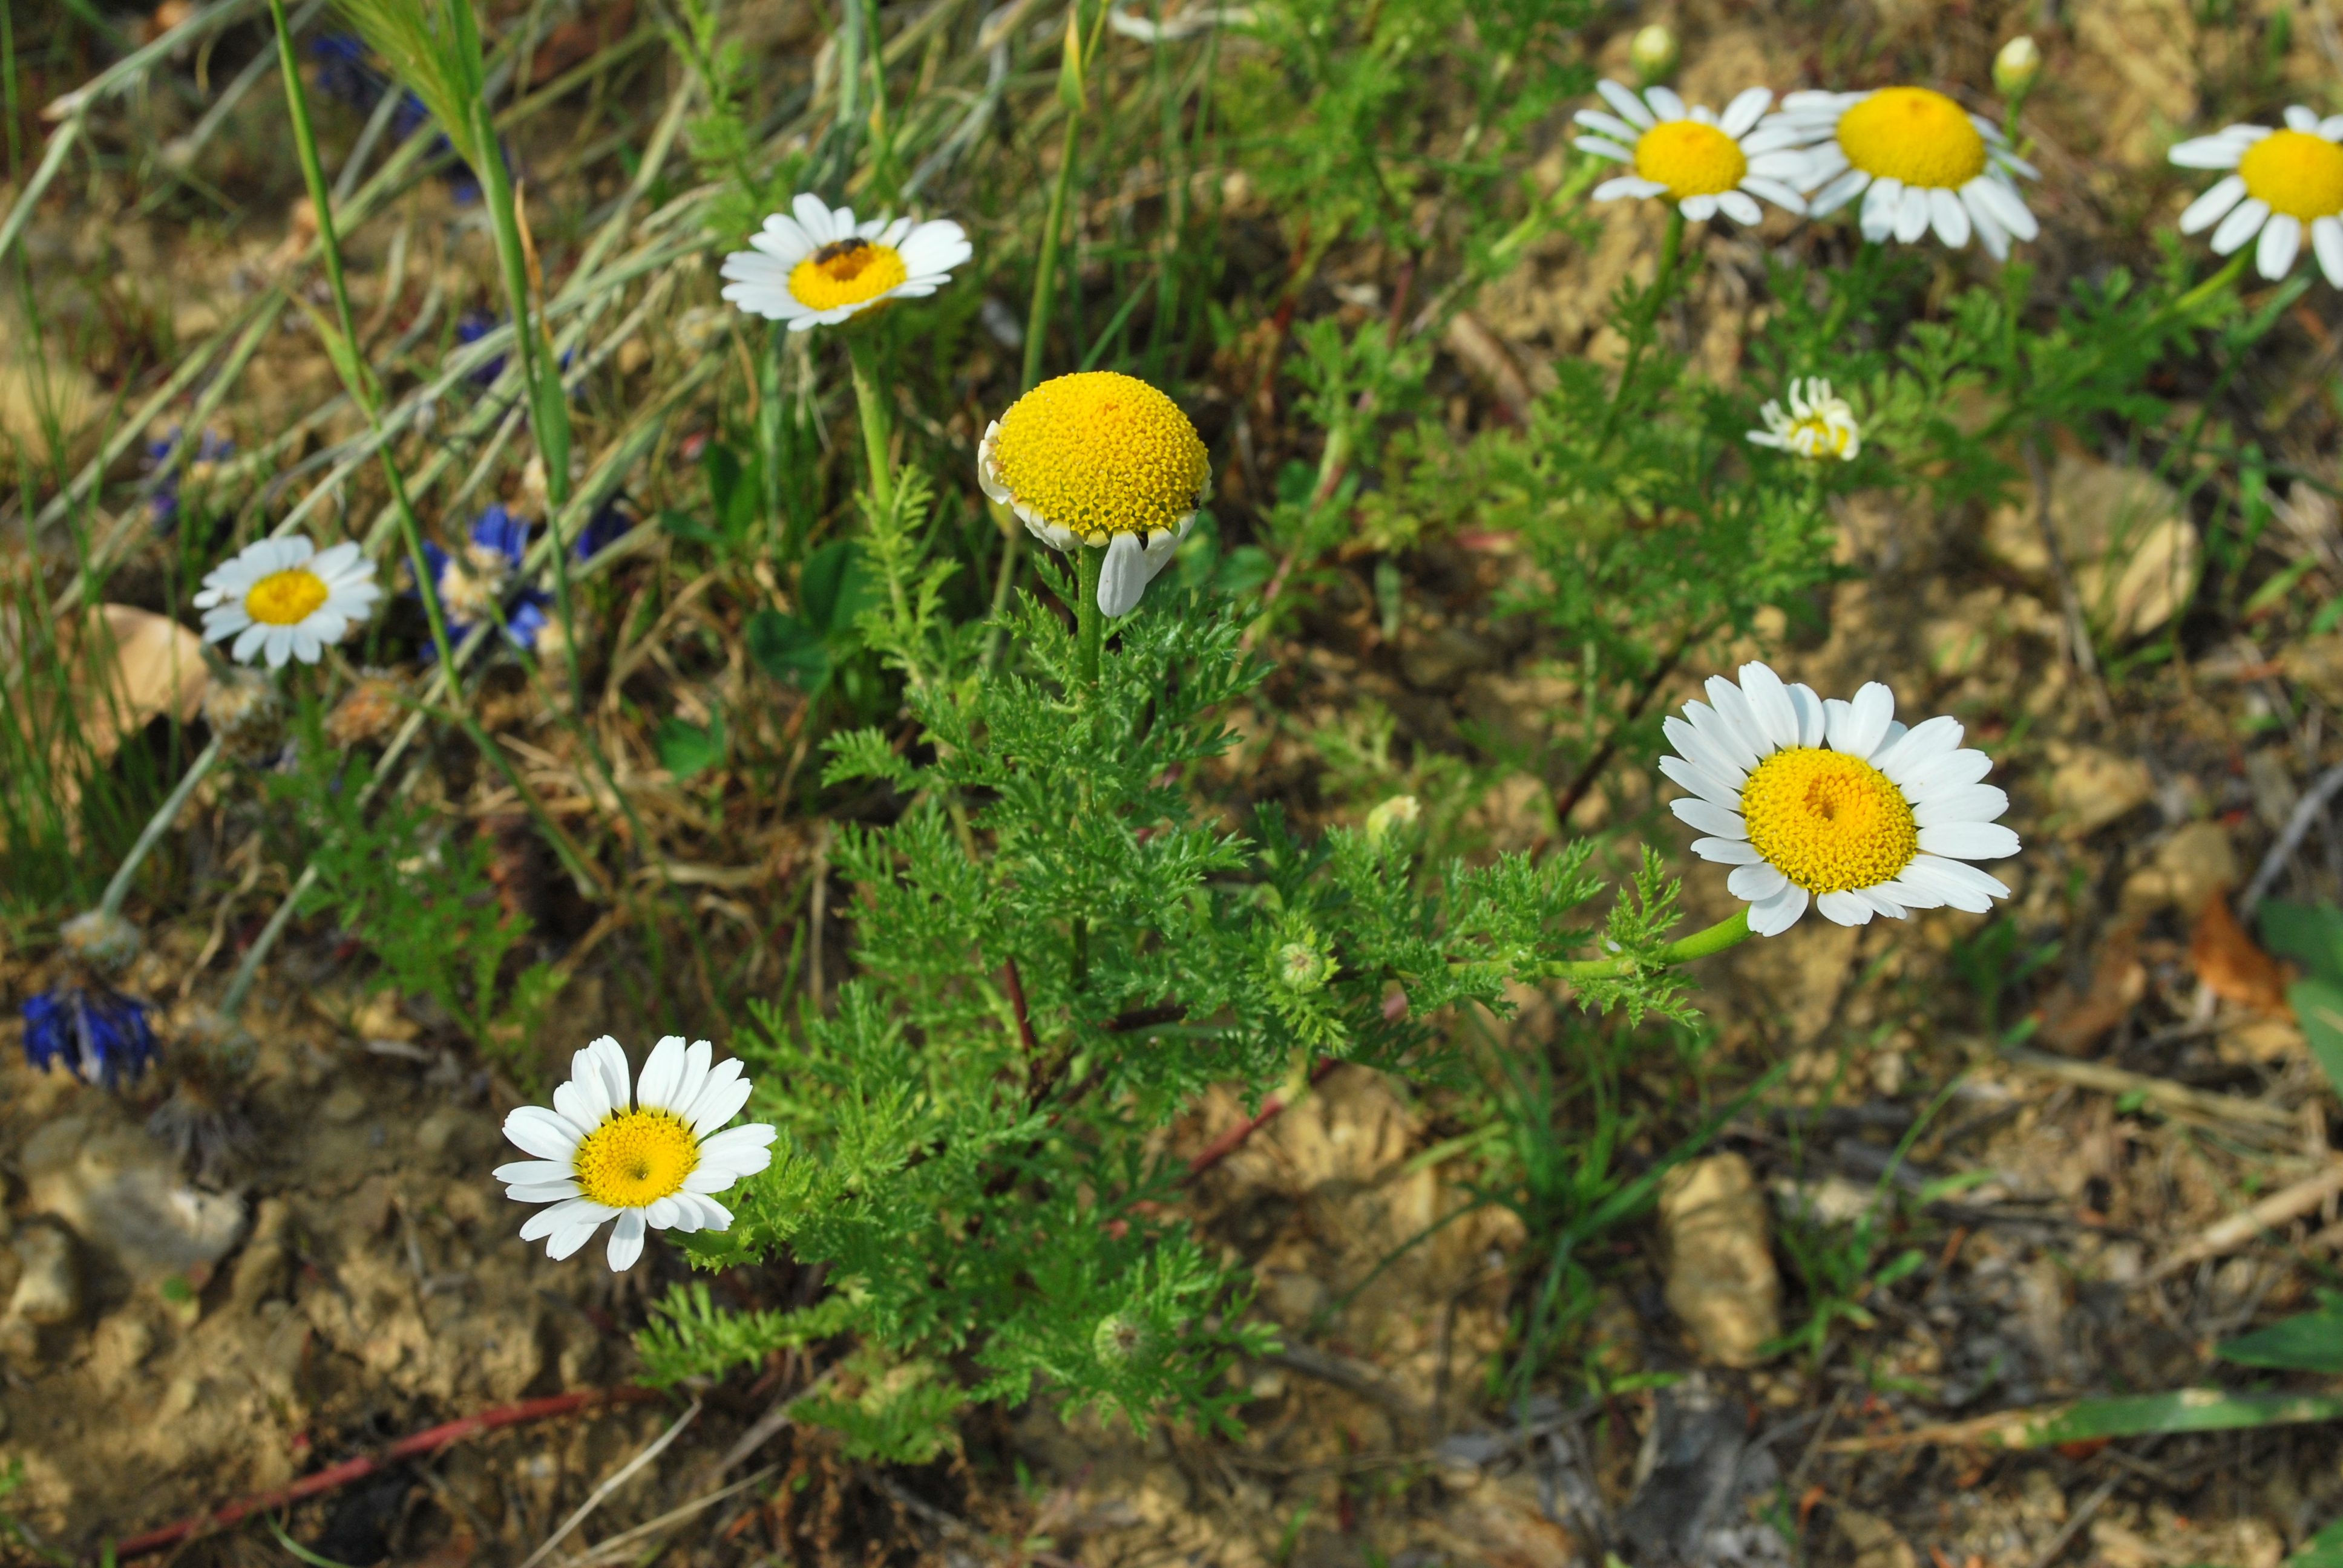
left=1659, top=1152, right=1780, bottom=1367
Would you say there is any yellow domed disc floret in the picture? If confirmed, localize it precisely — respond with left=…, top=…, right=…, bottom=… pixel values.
left=991, top=371, right=1209, bottom=544
left=245, top=569, right=330, bottom=627
left=788, top=237, right=911, bottom=312
left=1837, top=87, right=1988, bottom=189
left=1739, top=747, right=1919, bottom=893
left=2240, top=129, right=2343, bottom=220
left=572, top=1108, right=700, bottom=1208
left=1635, top=120, right=1749, bottom=200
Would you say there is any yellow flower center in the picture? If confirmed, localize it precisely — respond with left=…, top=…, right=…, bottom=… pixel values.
left=1739, top=746, right=1918, bottom=894
left=1837, top=87, right=1987, bottom=189
left=2238, top=129, right=2343, bottom=221
left=1634, top=120, right=1749, bottom=199
left=992, top=371, right=1210, bottom=543
left=572, top=1108, right=700, bottom=1209
left=244, top=568, right=329, bottom=627
left=1788, top=415, right=1854, bottom=459
left=788, top=237, right=910, bottom=311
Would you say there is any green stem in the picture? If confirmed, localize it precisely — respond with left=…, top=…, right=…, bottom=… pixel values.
left=97, top=733, right=224, bottom=921
left=847, top=330, right=896, bottom=518
left=222, top=862, right=315, bottom=1016
left=1597, top=206, right=1684, bottom=451
left=1075, top=544, right=1103, bottom=690
left=1024, top=111, right=1084, bottom=391
left=2169, top=247, right=2252, bottom=320
left=1455, top=906, right=1752, bottom=984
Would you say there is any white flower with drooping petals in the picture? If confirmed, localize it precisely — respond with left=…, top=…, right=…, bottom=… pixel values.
left=719, top=193, right=972, bottom=332
left=194, top=535, right=381, bottom=668
left=1661, top=662, right=2020, bottom=936
left=1574, top=79, right=1811, bottom=224
left=498, top=1035, right=778, bottom=1272
left=2170, top=108, right=2343, bottom=286
left=1746, top=378, right=1861, bottom=461
left=1768, top=87, right=2040, bottom=259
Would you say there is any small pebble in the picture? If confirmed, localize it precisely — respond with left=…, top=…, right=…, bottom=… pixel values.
left=321, top=1085, right=368, bottom=1123
left=10, top=1226, right=82, bottom=1327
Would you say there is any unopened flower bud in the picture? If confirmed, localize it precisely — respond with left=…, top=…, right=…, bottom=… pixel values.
left=202, top=665, right=285, bottom=761
left=61, top=910, right=141, bottom=974
left=1993, top=35, right=2041, bottom=101
left=1275, top=941, right=1332, bottom=992
left=1057, top=7, right=1087, bottom=115
left=1093, top=1313, right=1144, bottom=1364
left=1629, top=24, right=1679, bottom=87
left=1365, top=794, right=1421, bottom=842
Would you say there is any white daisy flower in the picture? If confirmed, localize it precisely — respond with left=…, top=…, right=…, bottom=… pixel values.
left=193, top=535, right=381, bottom=668
left=497, top=1034, right=778, bottom=1272
left=977, top=371, right=1211, bottom=618
left=1573, top=79, right=1812, bottom=224
left=2170, top=107, right=2343, bottom=285
left=1746, top=377, right=1861, bottom=461
left=719, top=193, right=973, bottom=333
left=1660, top=662, right=2020, bottom=936
left=1769, top=87, right=2040, bottom=260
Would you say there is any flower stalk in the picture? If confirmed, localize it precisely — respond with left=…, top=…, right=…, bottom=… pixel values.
left=1599, top=206, right=1684, bottom=449
left=846, top=330, right=897, bottom=518
left=1076, top=544, right=1104, bottom=690
left=97, top=733, right=225, bottom=923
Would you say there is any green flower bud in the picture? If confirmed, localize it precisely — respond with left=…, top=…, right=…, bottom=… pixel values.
left=1093, top=1313, right=1144, bottom=1363
left=1992, top=35, right=2041, bottom=101
left=61, top=909, right=141, bottom=974
left=1275, top=941, right=1332, bottom=992
left=1364, top=794, right=1420, bottom=842
left=1057, top=8, right=1087, bottom=116
left=1629, top=24, right=1679, bottom=87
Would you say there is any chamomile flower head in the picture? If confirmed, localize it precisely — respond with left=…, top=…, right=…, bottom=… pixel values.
left=498, top=1034, right=778, bottom=1272
left=719, top=194, right=972, bottom=333
left=194, top=535, right=381, bottom=668
left=1746, top=377, right=1861, bottom=461
left=23, top=985, right=157, bottom=1089
left=60, top=910, right=142, bottom=973
left=1573, top=80, right=1811, bottom=224
left=2171, top=108, right=2343, bottom=285
left=1661, top=662, right=2020, bottom=936
left=977, top=371, right=1211, bottom=618
left=1771, top=87, right=2041, bottom=259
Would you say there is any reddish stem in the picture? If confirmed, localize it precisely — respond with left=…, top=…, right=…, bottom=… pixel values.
left=111, top=1385, right=666, bottom=1558
left=1179, top=1058, right=1340, bottom=1185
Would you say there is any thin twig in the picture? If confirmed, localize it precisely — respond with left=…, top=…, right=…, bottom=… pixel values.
left=517, top=1397, right=703, bottom=1568
left=2238, top=757, right=2343, bottom=914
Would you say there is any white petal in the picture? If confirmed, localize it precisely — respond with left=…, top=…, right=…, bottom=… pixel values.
left=684, top=1059, right=746, bottom=1130
left=1729, top=863, right=1791, bottom=902
left=606, top=1209, right=647, bottom=1271
left=2180, top=174, right=2249, bottom=235
left=2316, top=217, right=2343, bottom=287
left=1787, top=682, right=1827, bottom=747
left=1929, top=186, right=1971, bottom=248
left=589, top=1036, right=634, bottom=1111
left=1748, top=885, right=1811, bottom=936
left=520, top=1197, right=617, bottom=1242
left=505, top=1181, right=584, bottom=1203
left=1682, top=700, right=1760, bottom=773
left=637, top=1035, right=689, bottom=1112
left=1597, top=79, right=1656, bottom=129
left=1742, top=175, right=1808, bottom=213
left=896, top=220, right=973, bottom=276
left=1720, top=86, right=1772, bottom=139
left=1918, top=822, right=2022, bottom=861
left=1691, top=837, right=1764, bottom=864
left=1575, top=136, right=1638, bottom=165
left=1899, top=747, right=1996, bottom=797
left=669, top=1040, right=714, bottom=1122
left=1809, top=166, right=1869, bottom=217
left=1895, top=182, right=1933, bottom=243
left=1574, top=109, right=1647, bottom=144
left=1663, top=714, right=1748, bottom=787
left=493, top=1160, right=575, bottom=1184
left=791, top=192, right=838, bottom=243
left=1830, top=682, right=1897, bottom=759
left=696, top=1123, right=779, bottom=1171
left=1913, top=785, right=2010, bottom=827
left=1716, top=190, right=1763, bottom=226
left=1873, top=714, right=1962, bottom=784
left=1645, top=85, right=1688, bottom=122
left=545, top=1221, right=602, bottom=1261
left=688, top=1074, right=755, bottom=1138
left=1671, top=798, right=1749, bottom=839
left=1680, top=194, right=1720, bottom=222
left=1659, top=754, right=1746, bottom=809
left=1737, top=662, right=1801, bottom=749
left=2211, top=197, right=2272, bottom=256
left=2169, top=136, right=2247, bottom=169
left=1098, top=531, right=1149, bottom=617
left=505, top=1106, right=584, bottom=1161
left=1593, top=175, right=1669, bottom=201
left=1816, top=890, right=1876, bottom=926
left=1703, top=677, right=1775, bottom=762
left=2287, top=105, right=2321, bottom=132
left=1900, top=854, right=2010, bottom=911
left=645, top=1196, right=683, bottom=1230
left=2260, top=212, right=2304, bottom=279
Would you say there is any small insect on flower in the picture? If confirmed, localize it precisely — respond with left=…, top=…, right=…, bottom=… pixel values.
left=2171, top=108, right=2343, bottom=286
left=1574, top=80, right=1812, bottom=224
left=422, top=505, right=549, bottom=653
left=1746, top=378, right=1861, bottom=462
left=498, top=1035, right=778, bottom=1272
left=195, top=536, right=381, bottom=668
left=719, top=194, right=973, bottom=333
left=1769, top=87, right=2040, bottom=258
left=23, top=987, right=159, bottom=1089
left=978, top=371, right=1212, bottom=618
left=1661, top=662, right=2020, bottom=936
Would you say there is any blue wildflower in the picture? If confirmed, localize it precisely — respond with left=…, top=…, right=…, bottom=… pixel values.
left=143, top=426, right=234, bottom=534
left=23, top=987, right=159, bottom=1089
left=575, top=496, right=636, bottom=563
left=420, top=504, right=551, bottom=656
left=310, top=34, right=385, bottom=109
left=456, top=311, right=506, bottom=385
